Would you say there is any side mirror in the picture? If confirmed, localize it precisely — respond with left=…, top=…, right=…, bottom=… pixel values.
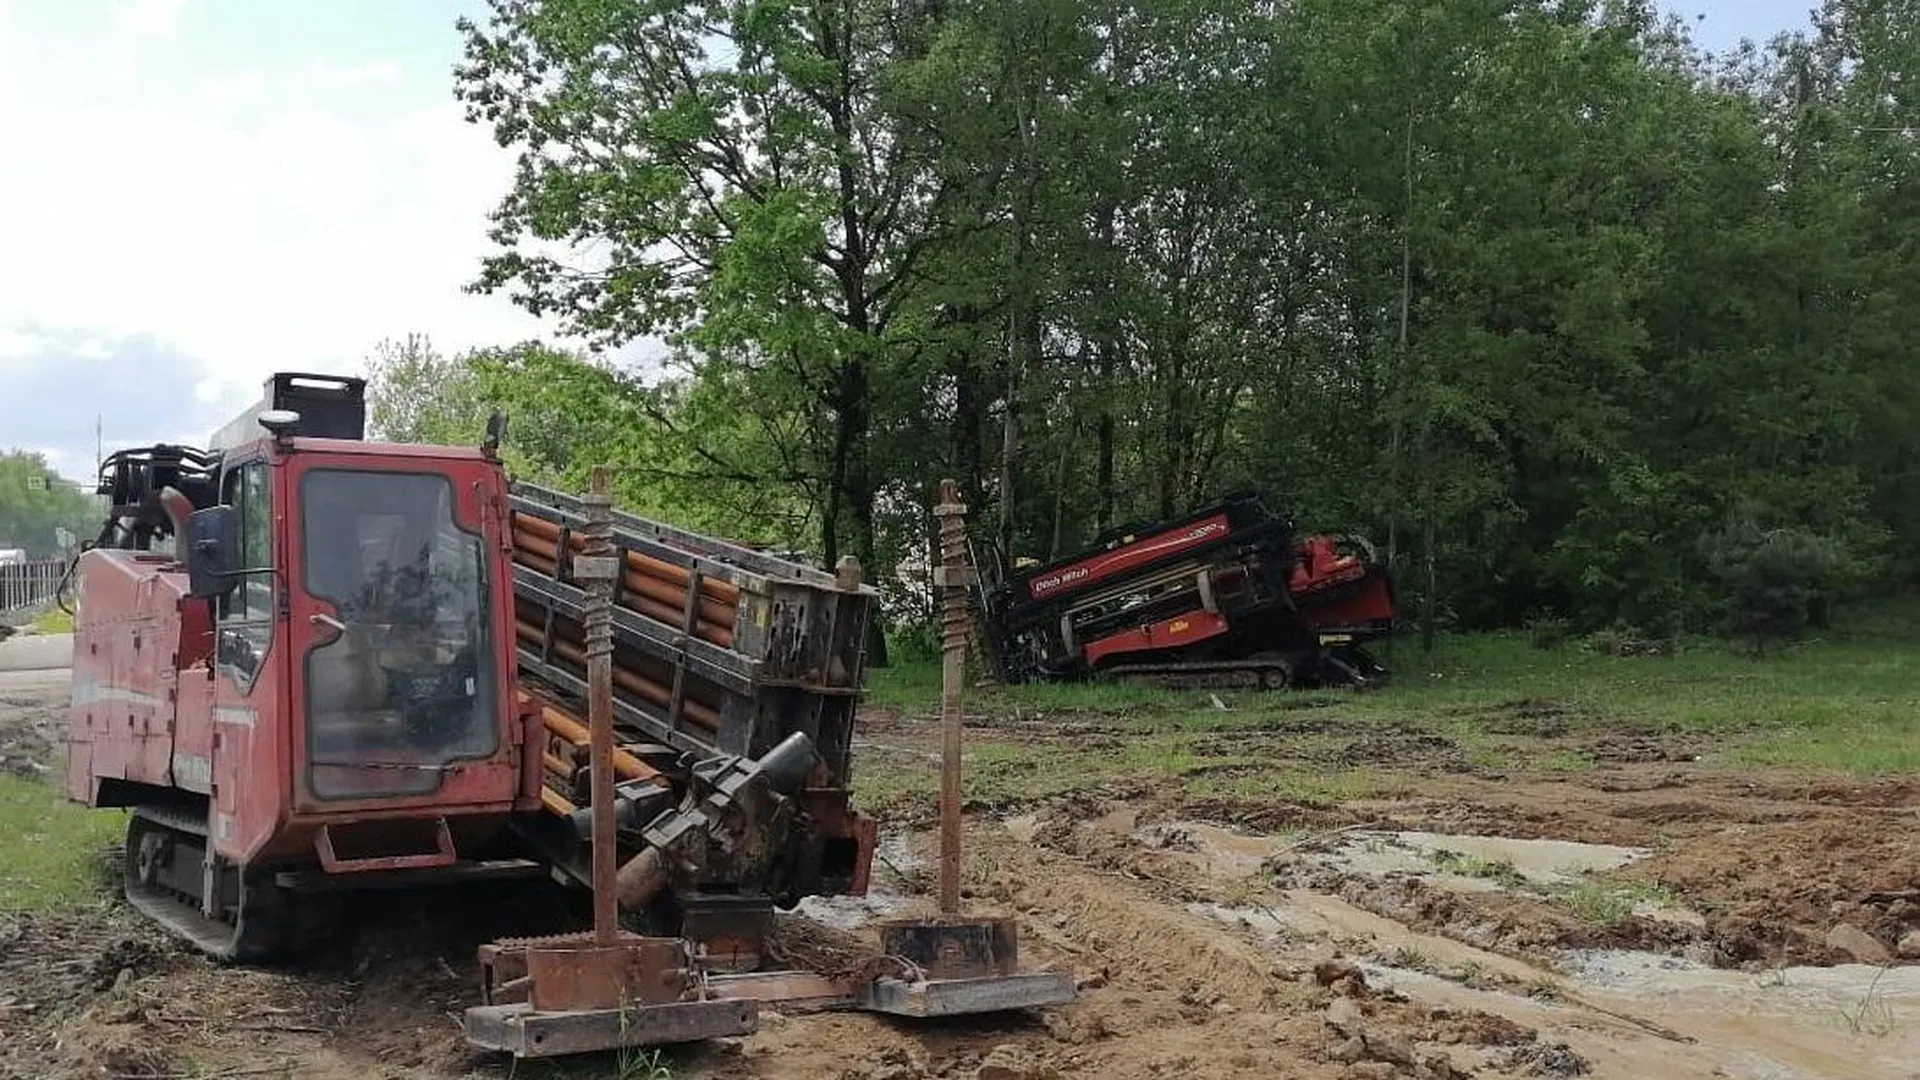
left=186, top=506, right=239, bottom=599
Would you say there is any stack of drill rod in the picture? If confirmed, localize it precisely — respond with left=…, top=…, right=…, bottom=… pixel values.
left=513, top=513, right=740, bottom=648
left=523, top=686, right=663, bottom=818
left=504, top=480, right=873, bottom=818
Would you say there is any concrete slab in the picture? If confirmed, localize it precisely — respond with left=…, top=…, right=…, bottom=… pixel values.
left=0, top=633, right=72, bottom=673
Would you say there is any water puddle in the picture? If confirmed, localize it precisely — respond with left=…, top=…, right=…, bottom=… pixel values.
left=1188, top=884, right=1920, bottom=1079
left=1006, top=810, right=1920, bottom=1076
left=798, top=830, right=923, bottom=929
left=1190, top=890, right=1552, bottom=985
left=795, top=891, right=913, bottom=931
left=1138, top=820, right=1285, bottom=877
left=1301, top=829, right=1645, bottom=886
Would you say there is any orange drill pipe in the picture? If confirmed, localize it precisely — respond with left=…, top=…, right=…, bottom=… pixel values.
left=514, top=522, right=737, bottom=622
left=540, top=787, right=577, bottom=817
left=517, top=685, right=662, bottom=780
left=515, top=612, right=726, bottom=722
left=512, top=531, right=738, bottom=647
left=516, top=618, right=724, bottom=729
left=513, top=512, right=743, bottom=606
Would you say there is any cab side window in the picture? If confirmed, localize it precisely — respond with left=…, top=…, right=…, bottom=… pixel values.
left=217, top=461, right=273, bottom=688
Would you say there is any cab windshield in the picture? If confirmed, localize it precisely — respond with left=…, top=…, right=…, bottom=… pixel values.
left=301, top=468, right=497, bottom=799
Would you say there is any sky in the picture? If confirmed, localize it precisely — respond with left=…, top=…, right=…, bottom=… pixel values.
left=0, top=0, right=1817, bottom=481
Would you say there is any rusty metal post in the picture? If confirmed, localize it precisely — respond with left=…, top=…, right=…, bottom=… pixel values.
left=933, top=479, right=971, bottom=914
left=577, top=466, right=620, bottom=945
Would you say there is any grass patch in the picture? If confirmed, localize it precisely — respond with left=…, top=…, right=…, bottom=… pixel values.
left=867, top=597, right=1920, bottom=777
left=1430, top=850, right=1531, bottom=889
left=1555, top=877, right=1677, bottom=928
left=1184, top=766, right=1387, bottom=805
left=0, top=775, right=122, bottom=913
left=1540, top=749, right=1596, bottom=773
left=1836, top=966, right=1899, bottom=1038
left=29, top=607, right=74, bottom=635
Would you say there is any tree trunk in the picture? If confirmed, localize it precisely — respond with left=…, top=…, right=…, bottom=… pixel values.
left=1420, top=459, right=1436, bottom=654
left=998, top=344, right=1021, bottom=561
left=1091, top=200, right=1120, bottom=532
left=1048, top=426, right=1072, bottom=560
left=1389, top=108, right=1416, bottom=589
left=839, top=358, right=889, bottom=668
left=952, top=347, right=985, bottom=507
left=1095, top=341, right=1117, bottom=532
left=999, top=78, right=1042, bottom=564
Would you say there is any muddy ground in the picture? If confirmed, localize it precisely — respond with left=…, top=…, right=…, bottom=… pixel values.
left=4, top=670, right=1919, bottom=1080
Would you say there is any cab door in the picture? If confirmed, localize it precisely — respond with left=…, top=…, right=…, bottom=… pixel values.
left=207, top=454, right=286, bottom=863
left=282, top=454, right=521, bottom=815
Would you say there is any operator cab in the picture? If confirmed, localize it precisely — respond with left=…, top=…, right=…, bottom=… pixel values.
left=184, top=372, right=520, bottom=810
left=298, top=465, right=497, bottom=798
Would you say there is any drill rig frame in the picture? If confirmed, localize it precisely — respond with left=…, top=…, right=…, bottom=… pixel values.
left=972, top=492, right=1396, bottom=690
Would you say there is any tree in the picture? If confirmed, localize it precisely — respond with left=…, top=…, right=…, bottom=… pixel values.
left=455, top=0, right=985, bottom=661
left=0, top=452, right=96, bottom=558
left=426, top=0, right=1920, bottom=646
left=362, top=334, right=486, bottom=445
left=1702, top=516, right=1853, bottom=652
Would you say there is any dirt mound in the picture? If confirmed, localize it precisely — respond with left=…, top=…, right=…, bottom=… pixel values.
left=767, top=912, right=876, bottom=974
left=1171, top=796, right=1362, bottom=833
left=0, top=909, right=180, bottom=1011
left=1276, top=866, right=1703, bottom=962
left=0, top=673, right=66, bottom=776
left=1637, top=818, right=1920, bottom=967
left=1335, top=734, right=1469, bottom=771
left=0, top=908, right=189, bottom=1079
left=1584, top=733, right=1697, bottom=764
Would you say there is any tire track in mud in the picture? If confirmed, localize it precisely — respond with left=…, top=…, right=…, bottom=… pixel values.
left=990, top=797, right=1920, bottom=1080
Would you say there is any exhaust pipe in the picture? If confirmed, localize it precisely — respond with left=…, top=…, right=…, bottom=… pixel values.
left=158, top=486, right=195, bottom=564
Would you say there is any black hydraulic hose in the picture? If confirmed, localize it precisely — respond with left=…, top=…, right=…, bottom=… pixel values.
left=54, top=552, right=81, bottom=616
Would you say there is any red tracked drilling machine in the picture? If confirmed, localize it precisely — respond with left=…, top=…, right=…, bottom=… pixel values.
left=62, top=372, right=1071, bottom=1055
left=972, top=491, right=1397, bottom=690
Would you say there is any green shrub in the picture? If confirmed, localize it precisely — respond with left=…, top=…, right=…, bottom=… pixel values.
left=1525, top=611, right=1572, bottom=650
left=886, top=620, right=942, bottom=664
left=1700, top=518, right=1855, bottom=653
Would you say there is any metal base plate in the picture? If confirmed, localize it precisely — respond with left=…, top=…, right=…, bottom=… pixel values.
left=859, top=971, right=1077, bottom=1018
left=463, top=998, right=757, bottom=1058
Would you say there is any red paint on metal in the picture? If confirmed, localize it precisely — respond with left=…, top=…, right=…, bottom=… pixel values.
left=281, top=447, right=528, bottom=819
left=1025, top=513, right=1231, bottom=601
left=68, top=436, right=542, bottom=884
left=1294, top=574, right=1397, bottom=630
left=1083, top=609, right=1231, bottom=666
left=314, top=817, right=459, bottom=873
left=1288, top=535, right=1370, bottom=595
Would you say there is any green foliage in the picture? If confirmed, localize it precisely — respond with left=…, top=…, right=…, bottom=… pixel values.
left=1701, top=516, right=1857, bottom=651
left=0, top=451, right=96, bottom=557
left=1525, top=612, right=1572, bottom=650
left=412, top=0, right=1920, bottom=642
left=0, top=777, right=121, bottom=912
left=885, top=621, right=943, bottom=666
left=361, top=334, right=487, bottom=446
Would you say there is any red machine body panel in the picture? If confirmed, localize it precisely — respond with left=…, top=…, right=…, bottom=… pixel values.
left=68, top=551, right=200, bottom=802
left=1025, top=513, right=1231, bottom=600
left=68, top=434, right=539, bottom=874
left=279, top=440, right=531, bottom=821
left=1083, top=609, right=1231, bottom=666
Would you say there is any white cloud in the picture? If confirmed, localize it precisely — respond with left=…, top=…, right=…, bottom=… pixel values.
left=0, top=329, right=46, bottom=357
left=197, top=69, right=265, bottom=106
left=0, top=60, right=557, bottom=404
left=115, top=0, right=188, bottom=39
left=304, top=58, right=403, bottom=88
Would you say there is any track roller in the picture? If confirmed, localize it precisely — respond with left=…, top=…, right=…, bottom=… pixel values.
left=123, top=807, right=336, bottom=963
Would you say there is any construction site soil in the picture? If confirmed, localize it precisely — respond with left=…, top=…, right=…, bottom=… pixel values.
left=4, top=672, right=1919, bottom=1080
